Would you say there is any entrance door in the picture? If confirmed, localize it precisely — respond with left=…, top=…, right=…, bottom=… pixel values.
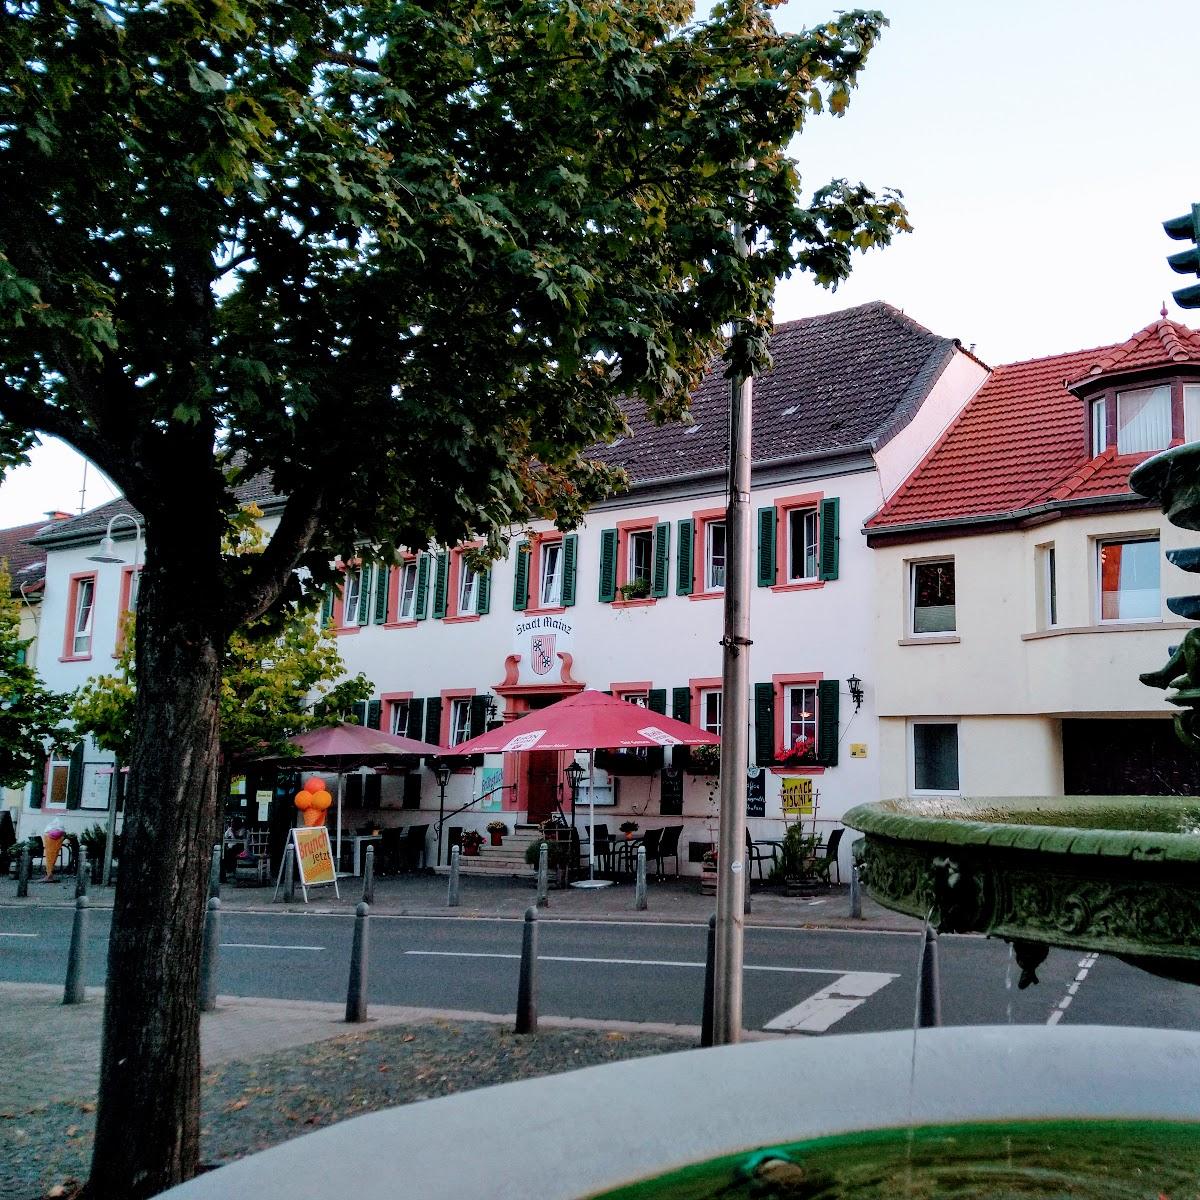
left=525, top=750, right=562, bottom=824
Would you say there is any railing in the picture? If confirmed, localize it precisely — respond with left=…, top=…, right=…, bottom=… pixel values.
left=436, top=782, right=518, bottom=865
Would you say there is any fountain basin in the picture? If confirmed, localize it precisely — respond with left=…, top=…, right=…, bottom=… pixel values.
left=844, top=796, right=1200, bottom=983
left=161, top=1026, right=1200, bottom=1200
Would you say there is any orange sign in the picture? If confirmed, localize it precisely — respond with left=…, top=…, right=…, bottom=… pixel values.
left=293, top=827, right=336, bottom=887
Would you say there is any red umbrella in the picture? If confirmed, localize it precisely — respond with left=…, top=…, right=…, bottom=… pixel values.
left=446, top=691, right=718, bottom=890
left=446, top=690, right=719, bottom=755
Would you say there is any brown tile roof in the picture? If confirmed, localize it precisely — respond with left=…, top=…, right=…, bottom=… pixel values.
left=868, top=317, right=1200, bottom=534
left=0, top=517, right=72, bottom=595
left=590, top=302, right=963, bottom=485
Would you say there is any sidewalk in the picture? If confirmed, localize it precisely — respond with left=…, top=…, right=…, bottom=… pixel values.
left=0, top=870, right=922, bottom=932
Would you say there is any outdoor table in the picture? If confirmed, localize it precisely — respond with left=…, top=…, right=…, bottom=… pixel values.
left=349, top=834, right=381, bottom=877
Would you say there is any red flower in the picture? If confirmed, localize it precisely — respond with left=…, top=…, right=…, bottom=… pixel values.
left=781, top=736, right=815, bottom=765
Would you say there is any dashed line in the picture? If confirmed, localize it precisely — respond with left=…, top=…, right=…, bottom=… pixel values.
left=1048, top=952, right=1098, bottom=1025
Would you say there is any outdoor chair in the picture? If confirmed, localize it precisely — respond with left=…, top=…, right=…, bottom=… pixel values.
left=635, top=827, right=662, bottom=877
left=745, top=828, right=778, bottom=882
left=378, top=828, right=404, bottom=875
left=400, top=824, right=430, bottom=872
left=583, top=824, right=614, bottom=875
left=655, top=825, right=683, bottom=879
left=819, top=827, right=844, bottom=884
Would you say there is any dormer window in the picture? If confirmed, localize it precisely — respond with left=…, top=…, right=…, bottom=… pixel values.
left=1089, top=397, right=1106, bottom=457
left=1115, top=385, right=1170, bottom=454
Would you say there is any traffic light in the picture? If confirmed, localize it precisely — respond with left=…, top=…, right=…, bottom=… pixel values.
left=1164, top=204, right=1200, bottom=308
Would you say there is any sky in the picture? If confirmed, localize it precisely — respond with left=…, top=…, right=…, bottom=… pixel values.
left=1, top=0, right=1195, bottom=526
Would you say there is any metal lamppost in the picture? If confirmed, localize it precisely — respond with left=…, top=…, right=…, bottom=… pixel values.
left=433, top=759, right=453, bottom=867
left=564, top=758, right=585, bottom=835
left=87, top=511, right=144, bottom=888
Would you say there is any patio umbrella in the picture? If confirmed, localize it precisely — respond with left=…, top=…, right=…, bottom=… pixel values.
left=255, top=723, right=447, bottom=873
left=446, top=691, right=718, bottom=888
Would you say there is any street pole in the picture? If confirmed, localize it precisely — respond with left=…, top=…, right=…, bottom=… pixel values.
left=102, top=759, right=122, bottom=888
left=713, top=221, right=753, bottom=1046
left=436, top=776, right=448, bottom=867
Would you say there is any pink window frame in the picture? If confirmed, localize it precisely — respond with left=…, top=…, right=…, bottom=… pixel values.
left=381, top=691, right=415, bottom=736
left=444, top=543, right=483, bottom=624
left=385, top=554, right=419, bottom=629
left=523, top=531, right=567, bottom=615
left=61, top=571, right=98, bottom=662
left=689, top=507, right=726, bottom=601
left=613, top=517, right=658, bottom=607
left=773, top=491, right=826, bottom=593
left=770, top=670, right=825, bottom=775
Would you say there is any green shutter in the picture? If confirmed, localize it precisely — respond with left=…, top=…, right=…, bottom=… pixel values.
left=321, top=587, right=334, bottom=627
left=754, top=683, right=776, bottom=766
left=414, top=554, right=429, bottom=620
left=469, top=695, right=489, bottom=739
left=757, top=507, right=777, bottom=588
left=817, top=679, right=840, bottom=767
left=598, top=528, right=618, bottom=602
left=671, top=686, right=691, bottom=722
left=513, top=541, right=530, bottom=610
left=424, top=696, right=442, bottom=746
left=676, top=520, right=695, bottom=595
left=561, top=534, right=578, bottom=607
left=356, top=566, right=372, bottom=625
left=406, top=698, right=426, bottom=740
left=819, top=498, right=840, bottom=582
left=367, top=699, right=382, bottom=730
left=352, top=700, right=368, bottom=726
left=431, top=552, right=449, bottom=619
left=647, top=688, right=667, bottom=715
left=373, top=566, right=390, bottom=623
left=651, top=522, right=670, bottom=598
left=28, top=752, right=45, bottom=809
left=476, top=566, right=491, bottom=615
left=65, top=742, right=85, bottom=810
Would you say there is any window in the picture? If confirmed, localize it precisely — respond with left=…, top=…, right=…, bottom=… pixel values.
left=1089, top=397, right=1107, bottom=457
left=458, top=561, right=479, bottom=616
left=342, top=569, right=364, bottom=627
left=449, top=697, right=472, bottom=745
left=912, top=722, right=959, bottom=792
left=389, top=700, right=411, bottom=736
left=1098, top=537, right=1160, bottom=622
left=911, top=559, right=956, bottom=634
left=788, top=508, right=819, bottom=581
left=397, top=561, right=418, bottom=621
left=628, top=530, right=653, bottom=588
left=70, top=575, right=96, bottom=656
left=699, top=688, right=722, bottom=736
left=47, top=753, right=72, bottom=805
left=539, top=540, right=563, bottom=607
left=1186, top=385, right=1200, bottom=442
left=705, top=522, right=726, bottom=591
left=1037, top=544, right=1058, bottom=629
left=1116, top=385, right=1170, bottom=454
left=123, top=567, right=141, bottom=613
left=784, top=685, right=817, bottom=759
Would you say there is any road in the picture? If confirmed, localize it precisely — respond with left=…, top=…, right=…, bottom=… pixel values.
left=4, top=905, right=1199, bottom=1035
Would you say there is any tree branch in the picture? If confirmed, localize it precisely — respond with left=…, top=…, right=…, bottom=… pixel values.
left=0, top=378, right=116, bottom=475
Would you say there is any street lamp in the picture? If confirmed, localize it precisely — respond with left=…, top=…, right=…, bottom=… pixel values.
left=847, top=674, right=865, bottom=713
left=433, top=759, right=453, bottom=867
left=564, top=758, right=586, bottom=875
left=87, top=511, right=144, bottom=888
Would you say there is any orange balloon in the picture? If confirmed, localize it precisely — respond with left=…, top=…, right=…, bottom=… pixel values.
left=304, top=777, right=325, bottom=794
left=312, top=790, right=332, bottom=810
left=294, top=791, right=313, bottom=810
left=303, top=808, right=322, bottom=827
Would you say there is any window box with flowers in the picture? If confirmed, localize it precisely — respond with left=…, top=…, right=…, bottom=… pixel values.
left=460, top=830, right=486, bottom=856
left=686, top=742, right=721, bottom=776
left=780, top=735, right=817, bottom=768
left=486, top=820, right=508, bottom=846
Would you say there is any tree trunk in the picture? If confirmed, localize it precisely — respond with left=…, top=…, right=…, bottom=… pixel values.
left=87, top=536, right=224, bottom=1198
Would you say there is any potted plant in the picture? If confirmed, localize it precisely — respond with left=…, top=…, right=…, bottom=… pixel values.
left=78, top=823, right=108, bottom=883
left=780, top=735, right=817, bottom=767
left=486, top=820, right=508, bottom=847
left=619, top=820, right=639, bottom=841
left=618, top=578, right=651, bottom=601
left=770, top=824, right=827, bottom=896
left=460, top=830, right=486, bottom=856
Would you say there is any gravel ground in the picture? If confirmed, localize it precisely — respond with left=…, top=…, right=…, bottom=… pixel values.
left=1, top=1021, right=693, bottom=1200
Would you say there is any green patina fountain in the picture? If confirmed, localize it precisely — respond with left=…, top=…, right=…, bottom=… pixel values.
left=847, top=441, right=1200, bottom=988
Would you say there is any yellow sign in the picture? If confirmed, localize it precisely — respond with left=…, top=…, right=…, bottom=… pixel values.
left=850, top=743, right=868, bottom=759
left=780, top=777, right=814, bottom=814
left=293, top=827, right=336, bottom=887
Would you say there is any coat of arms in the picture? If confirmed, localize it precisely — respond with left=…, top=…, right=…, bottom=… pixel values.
left=531, top=633, right=556, bottom=676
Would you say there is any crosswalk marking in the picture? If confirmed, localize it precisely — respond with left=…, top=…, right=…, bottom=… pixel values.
left=763, top=971, right=896, bottom=1034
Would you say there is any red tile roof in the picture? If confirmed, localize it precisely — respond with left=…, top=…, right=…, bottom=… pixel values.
left=0, top=517, right=72, bottom=596
left=868, top=318, right=1200, bottom=535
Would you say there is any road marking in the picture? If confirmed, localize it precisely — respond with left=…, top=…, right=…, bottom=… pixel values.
left=763, top=972, right=896, bottom=1034
left=220, top=943, right=325, bottom=951
left=404, top=950, right=863, bottom=976
left=1047, top=952, right=1098, bottom=1024
left=0, top=932, right=38, bottom=938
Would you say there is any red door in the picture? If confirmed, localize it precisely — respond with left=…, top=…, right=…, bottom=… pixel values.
left=525, top=750, right=562, bottom=824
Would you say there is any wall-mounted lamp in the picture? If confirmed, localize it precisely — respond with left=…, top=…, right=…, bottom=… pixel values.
left=87, top=511, right=144, bottom=566
left=847, top=674, right=864, bottom=713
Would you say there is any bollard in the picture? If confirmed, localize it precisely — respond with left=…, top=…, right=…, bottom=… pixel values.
left=634, top=845, right=647, bottom=911
left=75, top=848, right=89, bottom=899
left=282, top=843, right=296, bottom=904
left=849, top=864, right=863, bottom=920
left=16, top=845, right=30, bottom=898
left=199, top=896, right=221, bottom=1012
left=63, top=894, right=90, bottom=1005
left=447, top=845, right=461, bottom=907
left=209, top=843, right=222, bottom=900
left=535, top=842, right=549, bottom=908
left=917, top=925, right=942, bottom=1028
left=361, top=845, right=375, bottom=905
left=345, top=901, right=370, bottom=1023
left=515, top=905, right=538, bottom=1034
left=701, top=914, right=716, bottom=1047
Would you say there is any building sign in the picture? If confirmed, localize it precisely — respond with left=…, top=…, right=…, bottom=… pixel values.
left=255, top=790, right=273, bottom=822
left=512, top=616, right=575, bottom=684
left=480, top=765, right=504, bottom=812
left=660, top=767, right=683, bottom=816
left=781, top=777, right=814, bottom=815
left=292, top=827, right=336, bottom=887
left=745, top=767, right=766, bottom=818
left=850, top=743, right=868, bottom=759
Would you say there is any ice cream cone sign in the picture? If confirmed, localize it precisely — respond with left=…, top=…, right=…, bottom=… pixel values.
left=295, top=778, right=332, bottom=827
left=42, top=821, right=66, bottom=881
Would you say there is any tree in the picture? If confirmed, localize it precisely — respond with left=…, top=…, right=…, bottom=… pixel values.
left=0, top=2, right=908, bottom=1193
left=0, top=562, right=67, bottom=787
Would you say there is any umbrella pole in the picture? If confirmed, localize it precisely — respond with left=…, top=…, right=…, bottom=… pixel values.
left=336, top=772, right=345, bottom=875
left=570, top=749, right=612, bottom=889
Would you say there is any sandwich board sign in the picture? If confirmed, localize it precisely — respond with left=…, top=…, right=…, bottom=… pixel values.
left=273, top=826, right=340, bottom=903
